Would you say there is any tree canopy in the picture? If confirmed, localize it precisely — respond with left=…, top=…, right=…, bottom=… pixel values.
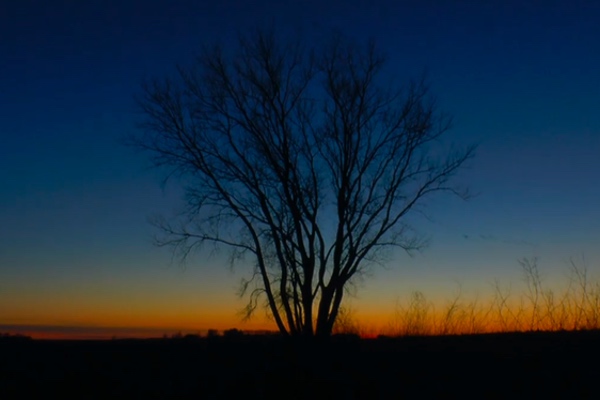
left=134, top=28, right=475, bottom=337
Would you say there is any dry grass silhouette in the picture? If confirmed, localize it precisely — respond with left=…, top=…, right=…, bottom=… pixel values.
left=389, top=257, right=600, bottom=336
left=334, top=257, right=600, bottom=337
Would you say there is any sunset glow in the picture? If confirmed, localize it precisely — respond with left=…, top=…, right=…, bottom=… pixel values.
left=1, top=1, right=599, bottom=341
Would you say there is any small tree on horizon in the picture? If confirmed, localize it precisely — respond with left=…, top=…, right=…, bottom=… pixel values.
left=134, top=28, right=474, bottom=338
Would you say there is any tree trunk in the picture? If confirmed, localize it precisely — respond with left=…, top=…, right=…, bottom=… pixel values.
left=302, top=291, right=314, bottom=336
left=315, top=286, right=335, bottom=337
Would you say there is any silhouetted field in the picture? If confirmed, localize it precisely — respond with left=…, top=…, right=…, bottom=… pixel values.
left=2, top=330, right=599, bottom=398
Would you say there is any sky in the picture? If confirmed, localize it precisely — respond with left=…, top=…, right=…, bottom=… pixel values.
left=1, top=0, right=599, bottom=338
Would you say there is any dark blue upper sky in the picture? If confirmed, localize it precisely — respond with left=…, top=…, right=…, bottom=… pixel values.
left=1, top=0, right=599, bottom=330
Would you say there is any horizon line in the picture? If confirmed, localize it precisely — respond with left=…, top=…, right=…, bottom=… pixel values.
left=0, top=323, right=273, bottom=340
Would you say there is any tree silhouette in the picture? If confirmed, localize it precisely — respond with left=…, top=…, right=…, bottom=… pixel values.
left=134, top=28, right=475, bottom=338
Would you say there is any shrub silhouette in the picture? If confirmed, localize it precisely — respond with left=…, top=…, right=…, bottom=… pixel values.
left=384, top=256, right=600, bottom=337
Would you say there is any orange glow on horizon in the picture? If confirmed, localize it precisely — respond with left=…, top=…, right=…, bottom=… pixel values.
left=4, top=260, right=599, bottom=340
left=5, top=299, right=600, bottom=341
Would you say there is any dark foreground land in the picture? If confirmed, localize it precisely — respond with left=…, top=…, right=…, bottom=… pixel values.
left=2, top=330, right=600, bottom=398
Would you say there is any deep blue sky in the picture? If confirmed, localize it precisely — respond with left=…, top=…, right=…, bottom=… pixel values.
left=1, top=0, right=599, bottom=335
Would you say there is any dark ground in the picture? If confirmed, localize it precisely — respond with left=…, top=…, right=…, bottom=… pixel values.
left=1, top=330, right=599, bottom=399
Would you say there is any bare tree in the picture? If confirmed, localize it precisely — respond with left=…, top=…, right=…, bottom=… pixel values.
left=134, top=28, right=475, bottom=338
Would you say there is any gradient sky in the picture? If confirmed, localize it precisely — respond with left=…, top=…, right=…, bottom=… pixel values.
left=1, top=0, right=599, bottom=338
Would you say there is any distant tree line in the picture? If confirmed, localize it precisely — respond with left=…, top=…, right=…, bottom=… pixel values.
left=0, top=332, right=32, bottom=341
